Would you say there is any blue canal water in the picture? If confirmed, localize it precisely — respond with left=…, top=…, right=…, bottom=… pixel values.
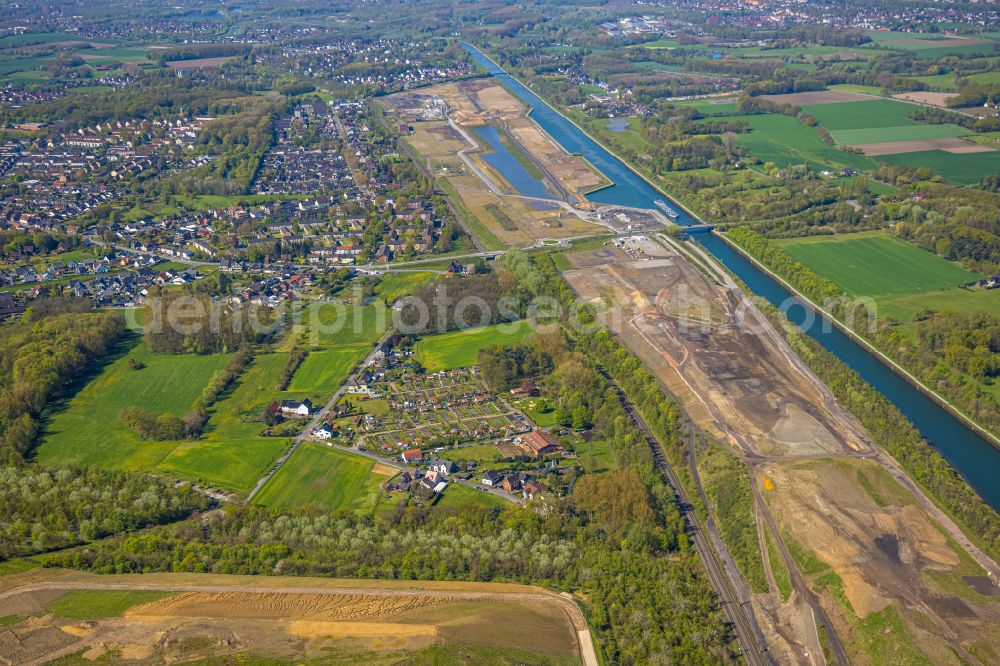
left=471, top=124, right=552, bottom=199
left=462, top=43, right=1000, bottom=509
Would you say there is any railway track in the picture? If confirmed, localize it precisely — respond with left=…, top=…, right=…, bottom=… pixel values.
left=598, top=367, right=772, bottom=666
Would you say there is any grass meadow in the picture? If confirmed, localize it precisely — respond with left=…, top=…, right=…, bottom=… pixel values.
left=44, top=591, right=173, bottom=619
left=158, top=352, right=319, bottom=493
left=254, top=442, right=388, bottom=512
left=434, top=483, right=510, bottom=511
left=288, top=347, right=368, bottom=393
left=776, top=231, right=980, bottom=300
left=732, top=114, right=875, bottom=171
left=40, top=346, right=324, bottom=494
left=876, top=150, right=1000, bottom=186
left=802, top=99, right=920, bottom=130
left=830, top=123, right=968, bottom=145
left=413, top=320, right=535, bottom=371
left=374, top=272, right=435, bottom=303
left=37, top=340, right=232, bottom=471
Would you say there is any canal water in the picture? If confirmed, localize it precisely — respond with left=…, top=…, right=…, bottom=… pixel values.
left=471, top=125, right=552, bottom=199
left=462, top=43, right=1000, bottom=509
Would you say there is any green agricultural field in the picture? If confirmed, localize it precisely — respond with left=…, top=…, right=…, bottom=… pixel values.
left=37, top=340, right=232, bottom=471
left=375, top=271, right=435, bottom=303
left=254, top=442, right=388, bottom=512
left=288, top=347, right=368, bottom=393
left=44, top=591, right=172, bottom=619
left=0, top=55, right=55, bottom=77
left=913, top=74, right=960, bottom=92
left=966, top=132, right=1000, bottom=148
left=732, top=114, right=876, bottom=171
left=878, top=286, right=1000, bottom=322
left=157, top=438, right=286, bottom=493
left=305, top=300, right=389, bottom=347
left=0, top=32, right=88, bottom=48
left=633, top=61, right=683, bottom=72
left=802, top=99, right=919, bottom=131
left=775, top=231, right=981, bottom=301
left=830, top=123, right=968, bottom=145
left=156, top=352, right=321, bottom=493
left=434, top=483, right=510, bottom=511
left=413, top=320, right=535, bottom=371
left=968, top=71, right=1000, bottom=85
left=675, top=98, right=739, bottom=115
left=876, top=149, right=1000, bottom=185
left=638, top=39, right=679, bottom=49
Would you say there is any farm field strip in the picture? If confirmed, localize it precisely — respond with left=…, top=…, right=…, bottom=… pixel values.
left=801, top=99, right=922, bottom=130
left=829, top=123, right=969, bottom=146
left=855, top=137, right=993, bottom=156
left=775, top=231, right=981, bottom=299
left=876, top=149, right=1000, bottom=185
left=254, top=441, right=388, bottom=512
left=412, top=320, right=535, bottom=371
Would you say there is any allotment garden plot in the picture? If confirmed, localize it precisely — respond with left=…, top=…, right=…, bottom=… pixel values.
left=335, top=367, right=531, bottom=453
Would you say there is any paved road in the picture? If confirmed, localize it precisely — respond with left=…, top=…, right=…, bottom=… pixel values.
left=245, top=331, right=395, bottom=503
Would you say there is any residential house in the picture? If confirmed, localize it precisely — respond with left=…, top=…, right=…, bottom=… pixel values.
left=518, top=430, right=561, bottom=458
left=523, top=480, right=547, bottom=501
left=481, top=470, right=502, bottom=487
left=427, top=459, right=458, bottom=476
left=401, top=448, right=423, bottom=464
left=502, top=472, right=531, bottom=494
left=280, top=398, right=314, bottom=417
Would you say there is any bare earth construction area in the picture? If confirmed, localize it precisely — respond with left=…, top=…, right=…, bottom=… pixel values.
left=562, top=236, right=1000, bottom=664
left=0, top=571, right=593, bottom=665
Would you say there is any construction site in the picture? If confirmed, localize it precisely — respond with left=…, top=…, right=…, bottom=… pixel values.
left=0, top=571, right=592, bottom=665
left=382, top=80, right=644, bottom=248
left=562, top=234, right=1000, bottom=665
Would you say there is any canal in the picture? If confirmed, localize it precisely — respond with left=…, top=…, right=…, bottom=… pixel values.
left=470, top=124, right=552, bottom=199
left=462, top=43, right=1000, bottom=510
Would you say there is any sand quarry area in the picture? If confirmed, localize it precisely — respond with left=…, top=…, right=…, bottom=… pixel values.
left=0, top=572, right=589, bottom=665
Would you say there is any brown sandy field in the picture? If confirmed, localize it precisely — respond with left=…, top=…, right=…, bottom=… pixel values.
left=562, top=237, right=867, bottom=458
left=892, top=91, right=956, bottom=107
left=856, top=137, right=995, bottom=156
left=0, top=571, right=586, bottom=665
left=760, top=90, right=872, bottom=106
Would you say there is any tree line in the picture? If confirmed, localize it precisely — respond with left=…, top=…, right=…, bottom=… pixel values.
left=0, top=304, right=125, bottom=464
left=0, top=465, right=209, bottom=560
